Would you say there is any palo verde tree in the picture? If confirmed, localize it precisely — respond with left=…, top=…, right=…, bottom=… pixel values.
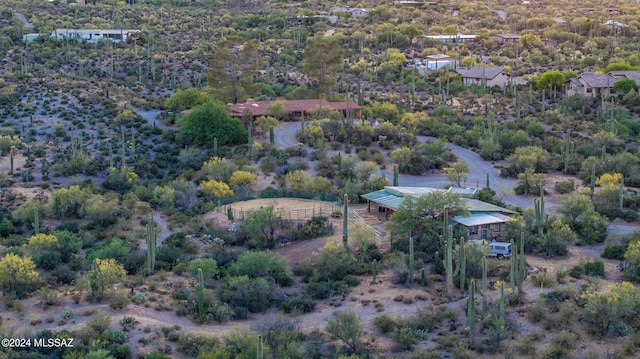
left=304, top=36, right=344, bottom=98
left=206, top=36, right=264, bottom=104
left=0, top=254, right=42, bottom=299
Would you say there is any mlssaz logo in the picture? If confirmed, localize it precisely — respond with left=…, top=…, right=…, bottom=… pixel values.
left=34, top=338, right=74, bottom=348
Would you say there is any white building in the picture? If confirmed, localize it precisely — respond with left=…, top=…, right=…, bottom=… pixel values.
left=50, top=29, right=140, bottom=43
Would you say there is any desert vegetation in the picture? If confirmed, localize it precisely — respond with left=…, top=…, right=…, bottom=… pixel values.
left=1, top=0, right=640, bottom=358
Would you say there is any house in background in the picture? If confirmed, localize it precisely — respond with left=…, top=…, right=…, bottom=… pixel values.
left=489, top=34, right=520, bottom=43
left=50, top=29, right=140, bottom=43
left=565, top=71, right=640, bottom=98
left=424, top=54, right=457, bottom=70
left=423, top=34, right=478, bottom=44
left=329, top=7, right=373, bottom=17
left=457, top=66, right=509, bottom=88
left=228, top=99, right=362, bottom=121
left=361, top=186, right=516, bottom=241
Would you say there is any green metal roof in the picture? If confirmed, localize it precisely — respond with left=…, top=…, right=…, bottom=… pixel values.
left=361, top=186, right=516, bottom=214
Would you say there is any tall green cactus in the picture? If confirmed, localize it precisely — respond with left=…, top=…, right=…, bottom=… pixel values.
left=196, top=268, right=204, bottom=313
left=421, top=267, right=426, bottom=287
left=534, top=190, right=545, bottom=237
left=443, top=216, right=454, bottom=297
left=33, top=206, right=39, bottom=234
left=467, top=279, right=475, bottom=348
left=499, top=282, right=505, bottom=324
left=337, top=152, right=342, bottom=171
left=257, top=334, right=263, bottom=359
left=408, top=236, right=414, bottom=284
left=517, top=231, right=526, bottom=303
left=485, top=173, right=490, bottom=189
left=343, top=194, right=348, bottom=250
left=269, top=126, right=274, bottom=145
left=619, top=176, right=625, bottom=210
left=481, top=256, right=487, bottom=294
left=213, top=137, right=218, bottom=157
left=372, top=259, right=377, bottom=283
left=458, top=236, right=466, bottom=292
left=393, top=165, right=399, bottom=186
left=590, top=165, right=596, bottom=199
left=509, top=238, right=517, bottom=291
left=561, top=129, right=573, bottom=174
left=9, top=146, right=16, bottom=175
left=147, top=214, right=157, bottom=274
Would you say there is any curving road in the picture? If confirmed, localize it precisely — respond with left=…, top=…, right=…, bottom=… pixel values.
left=273, top=121, right=536, bottom=209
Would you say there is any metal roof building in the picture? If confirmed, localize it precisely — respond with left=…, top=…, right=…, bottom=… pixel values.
left=361, top=186, right=516, bottom=241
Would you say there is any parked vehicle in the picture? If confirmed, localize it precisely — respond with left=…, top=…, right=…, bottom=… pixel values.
left=488, top=241, right=512, bottom=259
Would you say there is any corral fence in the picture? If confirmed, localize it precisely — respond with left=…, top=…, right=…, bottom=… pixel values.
left=226, top=203, right=338, bottom=221
left=350, top=209, right=385, bottom=249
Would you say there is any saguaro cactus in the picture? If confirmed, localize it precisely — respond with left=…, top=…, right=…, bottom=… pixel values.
left=33, top=207, right=39, bottom=234
left=213, top=137, right=218, bottom=157
left=467, top=279, right=476, bottom=348
left=561, top=129, right=573, bottom=174
left=408, top=236, right=414, bottom=284
left=257, top=334, right=263, bottom=359
left=443, top=222, right=454, bottom=297
left=372, top=259, right=377, bottom=283
left=499, top=282, right=505, bottom=324
left=458, top=236, right=466, bottom=292
left=196, top=268, right=204, bottom=313
left=337, top=152, right=342, bottom=171
left=269, top=126, right=274, bottom=145
left=509, top=238, right=517, bottom=291
left=147, top=214, right=157, bottom=274
left=517, top=231, right=527, bottom=303
left=480, top=255, right=487, bottom=291
left=393, top=165, right=399, bottom=186
left=534, top=191, right=545, bottom=237
left=343, top=194, right=348, bottom=250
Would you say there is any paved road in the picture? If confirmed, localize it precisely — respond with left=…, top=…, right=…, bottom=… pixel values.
left=274, top=122, right=534, bottom=208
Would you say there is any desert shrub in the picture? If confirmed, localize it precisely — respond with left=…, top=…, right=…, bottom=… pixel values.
left=569, top=265, right=585, bottom=278
left=88, top=313, right=112, bottom=333
left=374, top=314, right=395, bottom=334
left=119, top=316, right=139, bottom=332
left=299, top=216, right=331, bottom=239
left=530, top=271, right=557, bottom=288
left=110, top=344, right=132, bottom=359
left=176, top=333, right=219, bottom=357
left=230, top=250, right=292, bottom=286
left=583, top=261, right=605, bottom=277
left=218, top=276, right=271, bottom=317
left=61, top=310, right=76, bottom=320
left=527, top=298, right=548, bottom=323
left=409, top=305, right=442, bottom=331
left=187, top=258, right=219, bottom=281
left=555, top=179, right=575, bottom=194
left=101, top=329, right=130, bottom=345
left=109, top=292, right=131, bottom=310
left=603, top=244, right=627, bottom=260
left=392, top=326, right=417, bottom=351
left=278, top=294, right=315, bottom=314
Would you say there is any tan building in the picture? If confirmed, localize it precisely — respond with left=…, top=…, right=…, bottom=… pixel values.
left=564, top=71, right=640, bottom=98
left=457, top=66, right=510, bottom=88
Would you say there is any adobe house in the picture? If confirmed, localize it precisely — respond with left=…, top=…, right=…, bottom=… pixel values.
left=361, top=186, right=516, bottom=241
left=228, top=99, right=362, bottom=121
left=425, top=54, right=457, bottom=70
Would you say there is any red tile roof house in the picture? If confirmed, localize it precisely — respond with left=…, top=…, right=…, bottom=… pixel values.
left=228, top=99, right=362, bottom=121
left=457, top=66, right=510, bottom=88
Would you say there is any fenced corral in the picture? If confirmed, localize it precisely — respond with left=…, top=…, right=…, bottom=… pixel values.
left=224, top=198, right=339, bottom=222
